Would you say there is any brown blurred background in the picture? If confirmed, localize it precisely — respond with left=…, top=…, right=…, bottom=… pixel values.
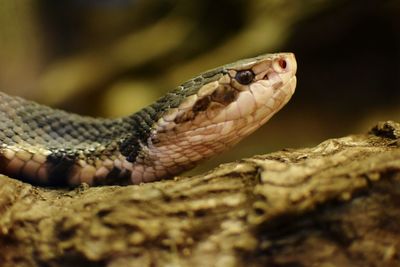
left=0, top=0, right=399, bottom=174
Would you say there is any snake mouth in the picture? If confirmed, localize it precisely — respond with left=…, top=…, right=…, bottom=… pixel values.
left=178, top=74, right=297, bottom=137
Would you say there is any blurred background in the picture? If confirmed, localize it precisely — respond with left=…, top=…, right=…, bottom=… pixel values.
left=0, top=0, right=399, bottom=174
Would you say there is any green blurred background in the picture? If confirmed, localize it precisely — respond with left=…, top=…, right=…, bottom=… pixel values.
left=0, top=0, right=399, bottom=174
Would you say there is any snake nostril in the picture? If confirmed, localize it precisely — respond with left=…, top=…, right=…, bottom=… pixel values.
left=278, top=59, right=287, bottom=69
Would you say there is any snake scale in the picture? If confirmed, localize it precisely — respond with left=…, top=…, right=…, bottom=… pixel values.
left=0, top=53, right=297, bottom=186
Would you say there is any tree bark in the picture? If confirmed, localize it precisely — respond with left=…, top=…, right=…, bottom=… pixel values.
left=1, top=121, right=400, bottom=267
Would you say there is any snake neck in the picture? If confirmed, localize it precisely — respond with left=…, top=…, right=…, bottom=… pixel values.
left=118, top=68, right=226, bottom=162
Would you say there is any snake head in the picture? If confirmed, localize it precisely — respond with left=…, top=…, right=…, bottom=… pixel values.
left=130, top=53, right=297, bottom=183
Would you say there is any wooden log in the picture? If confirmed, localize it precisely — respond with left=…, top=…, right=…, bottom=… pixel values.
left=1, top=121, right=400, bottom=267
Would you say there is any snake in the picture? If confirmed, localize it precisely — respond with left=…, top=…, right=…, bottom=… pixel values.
left=0, top=52, right=297, bottom=186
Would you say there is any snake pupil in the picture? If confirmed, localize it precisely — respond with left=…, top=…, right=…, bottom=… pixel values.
left=235, top=70, right=255, bottom=85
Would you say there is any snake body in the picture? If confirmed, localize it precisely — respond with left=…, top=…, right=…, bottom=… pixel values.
left=0, top=53, right=297, bottom=186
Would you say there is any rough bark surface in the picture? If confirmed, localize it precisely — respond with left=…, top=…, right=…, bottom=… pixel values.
left=1, top=121, right=400, bottom=267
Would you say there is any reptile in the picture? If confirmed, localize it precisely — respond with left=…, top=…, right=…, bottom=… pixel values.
left=0, top=52, right=297, bottom=186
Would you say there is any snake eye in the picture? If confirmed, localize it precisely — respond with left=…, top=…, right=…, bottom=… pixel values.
left=235, top=70, right=254, bottom=85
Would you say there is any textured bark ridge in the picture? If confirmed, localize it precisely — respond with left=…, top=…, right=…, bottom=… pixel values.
left=1, top=121, right=400, bottom=267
